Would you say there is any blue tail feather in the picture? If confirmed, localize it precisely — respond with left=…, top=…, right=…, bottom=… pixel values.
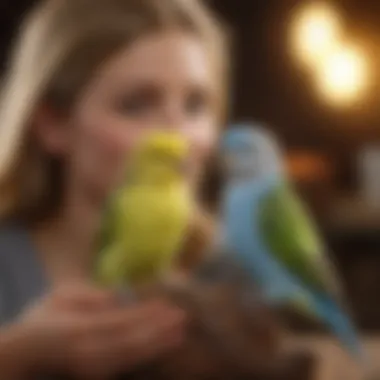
left=312, top=293, right=364, bottom=361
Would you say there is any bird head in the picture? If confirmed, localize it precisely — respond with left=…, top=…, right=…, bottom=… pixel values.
left=220, top=123, right=283, bottom=183
left=131, top=130, right=189, bottom=186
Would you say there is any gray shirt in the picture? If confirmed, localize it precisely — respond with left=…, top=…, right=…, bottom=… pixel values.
left=0, top=224, right=76, bottom=379
left=0, top=224, right=48, bottom=325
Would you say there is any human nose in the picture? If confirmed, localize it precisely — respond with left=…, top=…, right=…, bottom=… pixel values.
left=154, top=97, right=187, bottom=133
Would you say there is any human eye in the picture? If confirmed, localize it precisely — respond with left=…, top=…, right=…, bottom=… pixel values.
left=115, top=85, right=160, bottom=118
left=185, top=87, right=213, bottom=117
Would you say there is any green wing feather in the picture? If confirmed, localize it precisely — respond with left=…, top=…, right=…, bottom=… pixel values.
left=98, top=196, right=118, bottom=252
left=94, top=190, right=124, bottom=282
left=98, top=166, right=133, bottom=252
left=258, top=182, right=339, bottom=295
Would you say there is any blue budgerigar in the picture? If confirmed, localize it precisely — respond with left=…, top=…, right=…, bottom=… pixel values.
left=219, top=123, right=364, bottom=361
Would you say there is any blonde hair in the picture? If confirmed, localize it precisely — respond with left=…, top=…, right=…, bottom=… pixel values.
left=0, top=0, right=228, bottom=266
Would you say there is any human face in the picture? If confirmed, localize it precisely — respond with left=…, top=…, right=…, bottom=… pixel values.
left=49, top=31, right=218, bottom=201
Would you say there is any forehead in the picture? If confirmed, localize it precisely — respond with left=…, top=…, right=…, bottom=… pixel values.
left=94, top=31, right=214, bottom=90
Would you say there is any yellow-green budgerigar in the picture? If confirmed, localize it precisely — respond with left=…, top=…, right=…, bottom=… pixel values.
left=95, top=130, right=192, bottom=287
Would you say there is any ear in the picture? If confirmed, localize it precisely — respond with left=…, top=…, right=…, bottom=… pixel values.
left=32, top=104, right=71, bottom=156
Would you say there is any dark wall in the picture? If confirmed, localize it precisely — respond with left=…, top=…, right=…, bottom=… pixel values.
left=211, top=0, right=380, bottom=192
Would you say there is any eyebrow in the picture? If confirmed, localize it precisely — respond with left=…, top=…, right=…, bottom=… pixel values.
left=104, top=69, right=214, bottom=89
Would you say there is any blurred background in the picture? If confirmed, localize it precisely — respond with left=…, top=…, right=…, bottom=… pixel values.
left=2, top=0, right=380, bottom=332
left=210, top=0, right=380, bottom=334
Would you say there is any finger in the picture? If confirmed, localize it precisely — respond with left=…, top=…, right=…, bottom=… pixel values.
left=85, top=299, right=186, bottom=336
left=121, top=299, right=186, bottom=325
left=51, top=283, right=117, bottom=311
left=86, top=301, right=186, bottom=353
left=76, top=307, right=186, bottom=374
left=126, top=307, right=186, bottom=350
left=128, top=314, right=186, bottom=349
left=121, top=315, right=186, bottom=366
left=53, top=282, right=111, bottom=300
left=101, top=313, right=186, bottom=372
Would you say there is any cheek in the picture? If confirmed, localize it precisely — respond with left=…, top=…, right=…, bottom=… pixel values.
left=69, top=114, right=141, bottom=194
left=186, top=121, right=217, bottom=166
left=182, top=120, right=218, bottom=186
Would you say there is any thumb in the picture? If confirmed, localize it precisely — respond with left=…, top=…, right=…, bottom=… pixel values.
left=52, top=282, right=117, bottom=311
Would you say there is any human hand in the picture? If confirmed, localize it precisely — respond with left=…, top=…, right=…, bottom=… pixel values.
left=9, top=283, right=186, bottom=379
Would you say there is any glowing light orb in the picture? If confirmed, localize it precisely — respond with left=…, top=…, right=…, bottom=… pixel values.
left=316, top=46, right=369, bottom=105
left=290, top=2, right=341, bottom=67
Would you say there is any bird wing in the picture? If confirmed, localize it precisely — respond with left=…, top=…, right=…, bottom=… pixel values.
left=97, top=192, right=120, bottom=252
left=95, top=187, right=130, bottom=282
left=258, top=182, right=341, bottom=296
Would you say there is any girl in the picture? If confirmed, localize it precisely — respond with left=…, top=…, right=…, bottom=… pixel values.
left=0, top=0, right=228, bottom=378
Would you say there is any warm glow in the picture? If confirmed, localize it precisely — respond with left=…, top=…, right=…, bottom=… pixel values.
left=316, top=46, right=368, bottom=105
left=290, top=2, right=341, bottom=67
left=287, top=152, right=332, bottom=182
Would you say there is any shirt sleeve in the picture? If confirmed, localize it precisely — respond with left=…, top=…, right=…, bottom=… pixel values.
left=0, top=254, right=15, bottom=326
left=0, top=229, right=13, bottom=325
left=0, top=225, right=47, bottom=325
left=0, top=273, right=7, bottom=325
